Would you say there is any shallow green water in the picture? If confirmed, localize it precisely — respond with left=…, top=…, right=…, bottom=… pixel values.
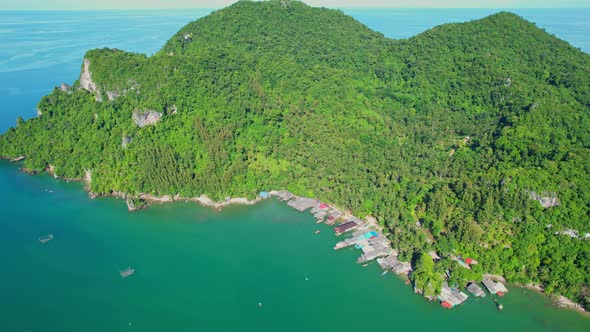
left=0, top=160, right=588, bottom=331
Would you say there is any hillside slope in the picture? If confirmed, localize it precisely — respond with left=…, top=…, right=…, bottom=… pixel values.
left=1, top=0, right=589, bottom=308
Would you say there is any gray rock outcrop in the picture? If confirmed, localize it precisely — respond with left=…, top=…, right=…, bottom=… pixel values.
left=529, top=191, right=560, bottom=208
left=132, top=109, right=162, bottom=127
left=122, top=136, right=133, bottom=148
left=80, top=58, right=97, bottom=93
left=59, top=82, right=72, bottom=93
left=84, top=169, right=92, bottom=185
left=106, top=90, right=119, bottom=101
left=557, top=229, right=580, bottom=239
left=554, top=229, right=590, bottom=241
left=125, top=197, right=137, bottom=211
left=80, top=58, right=102, bottom=101
left=167, top=104, right=178, bottom=115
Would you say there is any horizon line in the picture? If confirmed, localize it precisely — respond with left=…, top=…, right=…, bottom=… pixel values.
left=1, top=6, right=589, bottom=11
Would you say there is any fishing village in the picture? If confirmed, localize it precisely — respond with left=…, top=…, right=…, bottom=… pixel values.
left=261, top=190, right=510, bottom=310
left=38, top=183, right=515, bottom=310
left=38, top=186, right=509, bottom=310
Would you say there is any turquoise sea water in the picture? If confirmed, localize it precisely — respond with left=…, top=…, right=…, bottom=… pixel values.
left=1, top=8, right=589, bottom=331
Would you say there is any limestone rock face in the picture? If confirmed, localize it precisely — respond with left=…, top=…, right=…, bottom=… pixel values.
left=167, top=104, right=178, bottom=115
left=132, top=109, right=162, bottom=127
left=106, top=90, right=119, bottom=101
left=79, top=58, right=102, bottom=101
left=529, top=191, right=560, bottom=208
left=80, top=58, right=97, bottom=93
left=84, top=169, right=92, bottom=184
left=59, top=82, right=72, bottom=93
left=125, top=197, right=137, bottom=211
left=559, top=229, right=580, bottom=239
left=122, top=136, right=133, bottom=148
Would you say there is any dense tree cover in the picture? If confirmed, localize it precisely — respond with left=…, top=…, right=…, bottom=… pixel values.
left=1, top=0, right=589, bottom=307
left=411, top=253, right=444, bottom=298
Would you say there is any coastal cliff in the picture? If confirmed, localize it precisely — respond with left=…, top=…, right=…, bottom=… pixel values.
left=79, top=58, right=100, bottom=101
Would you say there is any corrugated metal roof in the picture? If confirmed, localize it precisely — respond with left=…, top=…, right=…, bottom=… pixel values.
left=334, top=221, right=357, bottom=233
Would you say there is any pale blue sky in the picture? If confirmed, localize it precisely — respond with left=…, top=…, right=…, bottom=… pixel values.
left=1, top=0, right=588, bottom=10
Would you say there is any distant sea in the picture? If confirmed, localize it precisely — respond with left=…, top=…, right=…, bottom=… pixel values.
left=0, top=8, right=589, bottom=332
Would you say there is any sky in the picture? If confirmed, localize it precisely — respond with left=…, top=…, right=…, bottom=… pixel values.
left=1, top=0, right=588, bottom=10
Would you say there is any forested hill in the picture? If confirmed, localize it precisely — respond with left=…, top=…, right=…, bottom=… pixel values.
left=1, top=0, right=589, bottom=309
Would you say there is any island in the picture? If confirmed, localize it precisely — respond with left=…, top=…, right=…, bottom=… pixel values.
left=1, top=0, right=589, bottom=312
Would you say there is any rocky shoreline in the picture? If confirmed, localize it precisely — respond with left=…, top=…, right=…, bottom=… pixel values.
left=521, top=283, right=588, bottom=315
left=133, top=193, right=262, bottom=211
left=93, top=190, right=262, bottom=212
left=553, top=295, right=588, bottom=314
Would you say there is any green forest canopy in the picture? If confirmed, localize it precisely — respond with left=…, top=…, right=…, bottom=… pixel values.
left=1, top=0, right=589, bottom=309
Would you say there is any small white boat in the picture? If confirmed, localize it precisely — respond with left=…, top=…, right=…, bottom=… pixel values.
left=120, top=267, right=135, bottom=278
left=314, top=230, right=321, bottom=234
left=380, top=270, right=389, bottom=276
left=38, top=234, right=54, bottom=243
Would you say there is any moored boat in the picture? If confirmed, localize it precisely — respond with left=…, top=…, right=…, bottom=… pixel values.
left=120, top=267, right=135, bottom=278
left=38, top=234, right=54, bottom=243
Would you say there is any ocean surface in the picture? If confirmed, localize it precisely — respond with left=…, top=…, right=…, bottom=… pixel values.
left=0, top=8, right=589, bottom=332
